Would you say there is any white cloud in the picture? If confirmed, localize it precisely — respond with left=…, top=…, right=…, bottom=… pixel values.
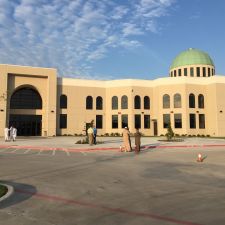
left=0, top=0, right=176, bottom=78
left=122, top=23, right=144, bottom=36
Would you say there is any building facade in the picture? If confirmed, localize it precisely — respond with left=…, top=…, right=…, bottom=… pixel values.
left=1, top=48, right=225, bottom=137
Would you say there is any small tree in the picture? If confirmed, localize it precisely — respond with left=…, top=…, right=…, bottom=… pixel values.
left=165, top=123, right=174, bottom=141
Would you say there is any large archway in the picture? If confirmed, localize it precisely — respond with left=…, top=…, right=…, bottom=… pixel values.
left=9, top=86, right=42, bottom=136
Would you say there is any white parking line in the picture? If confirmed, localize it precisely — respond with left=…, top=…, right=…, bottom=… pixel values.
left=37, top=149, right=43, bottom=155
left=24, top=149, right=31, bottom=154
left=64, top=149, right=70, bottom=156
left=81, top=152, right=87, bottom=156
left=11, top=148, right=18, bottom=153
left=52, top=149, right=56, bottom=156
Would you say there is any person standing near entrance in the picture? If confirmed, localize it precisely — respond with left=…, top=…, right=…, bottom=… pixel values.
left=93, top=126, right=97, bottom=145
left=87, top=126, right=94, bottom=145
left=122, top=127, right=132, bottom=152
left=134, top=128, right=141, bottom=154
left=4, top=127, right=9, bottom=141
left=12, top=127, right=17, bottom=141
left=9, top=126, right=13, bottom=141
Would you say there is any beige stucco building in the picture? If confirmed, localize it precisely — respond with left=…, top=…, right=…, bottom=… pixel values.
left=1, top=48, right=225, bottom=137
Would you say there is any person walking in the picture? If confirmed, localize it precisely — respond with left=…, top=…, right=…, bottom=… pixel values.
left=4, top=127, right=9, bottom=142
left=12, top=127, right=17, bottom=141
left=93, top=126, right=97, bottom=145
left=122, top=127, right=132, bottom=152
left=9, top=126, right=14, bottom=141
left=134, top=128, right=141, bottom=154
left=87, top=126, right=94, bottom=145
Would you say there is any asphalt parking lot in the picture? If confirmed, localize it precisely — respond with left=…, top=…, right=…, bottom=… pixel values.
left=1, top=137, right=225, bottom=225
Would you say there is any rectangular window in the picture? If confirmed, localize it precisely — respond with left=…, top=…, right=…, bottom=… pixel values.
left=174, top=114, right=182, bottom=128
left=197, top=67, right=200, bottom=77
left=212, top=68, right=214, bottom=76
left=112, top=115, right=118, bottom=129
left=174, top=70, right=177, bottom=77
left=190, top=67, right=194, bottom=77
left=189, top=114, right=196, bottom=129
left=135, top=114, right=141, bottom=129
left=171, top=71, right=173, bottom=77
left=121, top=114, right=128, bottom=128
left=178, top=69, right=181, bottom=76
left=184, top=68, right=187, bottom=76
left=96, top=115, right=103, bottom=129
left=208, top=68, right=211, bottom=77
left=199, top=114, right=205, bottom=129
left=203, top=67, right=206, bottom=77
left=163, top=114, right=170, bottom=128
left=144, top=115, right=150, bottom=129
left=60, top=114, right=67, bottom=129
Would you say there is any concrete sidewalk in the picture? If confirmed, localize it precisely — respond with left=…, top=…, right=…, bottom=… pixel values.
left=0, top=136, right=225, bottom=150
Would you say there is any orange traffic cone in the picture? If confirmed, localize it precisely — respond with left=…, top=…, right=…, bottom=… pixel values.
left=197, top=153, right=203, bottom=162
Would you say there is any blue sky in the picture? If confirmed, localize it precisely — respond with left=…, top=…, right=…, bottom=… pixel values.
left=0, top=0, right=225, bottom=80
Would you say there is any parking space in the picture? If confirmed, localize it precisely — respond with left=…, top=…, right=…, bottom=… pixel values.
left=1, top=137, right=225, bottom=225
left=0, top=146, right=122, bottom=159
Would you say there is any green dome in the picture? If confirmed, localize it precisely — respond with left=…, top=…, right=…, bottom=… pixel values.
left=170, top=48, right=214, bottom=69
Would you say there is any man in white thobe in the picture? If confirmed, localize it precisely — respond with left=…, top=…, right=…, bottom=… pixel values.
left=4, top=127, right=9, bottom=141
left=12, top=127, right=17, bottom=141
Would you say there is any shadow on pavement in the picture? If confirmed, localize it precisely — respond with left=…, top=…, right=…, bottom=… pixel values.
left=0, top=181, right=37, bottom=209
left=141, top=143, right=160, bottom=149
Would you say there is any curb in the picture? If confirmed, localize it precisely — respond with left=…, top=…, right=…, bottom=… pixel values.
left=0, top=183, right=14, bottom=202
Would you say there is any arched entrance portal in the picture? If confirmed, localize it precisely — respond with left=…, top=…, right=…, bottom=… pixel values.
left=9, top=87, right=42, bottom=136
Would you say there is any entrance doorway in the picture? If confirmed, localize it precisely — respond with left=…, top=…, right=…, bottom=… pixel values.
left=9, top=86, right=43, bottom=136
left=153, top=121, right=158, bottom=136
left=9, top=115, right=42, bottom=136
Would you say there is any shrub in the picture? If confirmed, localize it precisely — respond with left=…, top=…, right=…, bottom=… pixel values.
left=104, top=133, right=109, bottom=136
left=165, top=123, right=174, bottom=141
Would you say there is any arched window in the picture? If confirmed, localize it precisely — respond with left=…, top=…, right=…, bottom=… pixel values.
left=86, top=96, right=93, bottom=109
left=189, top=93, right=195, bottom=108
left=112, top=96, right=118, bottom=110
left=121, top=95, right=128, bottom=109
left=163, top=94, right=170, bottom=108
left=10, top=87, right=42, bottom=109
left=134, top=95, right=141, bottom=109
left=144, top=96, right=150, bottom=109
left=60, top=94, right=67, bottom=109
left=174, top=93, right=181, bottom=108
left=96, top=96, right=103, bottom=110
left=198, top=94, right=204, bottom=108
